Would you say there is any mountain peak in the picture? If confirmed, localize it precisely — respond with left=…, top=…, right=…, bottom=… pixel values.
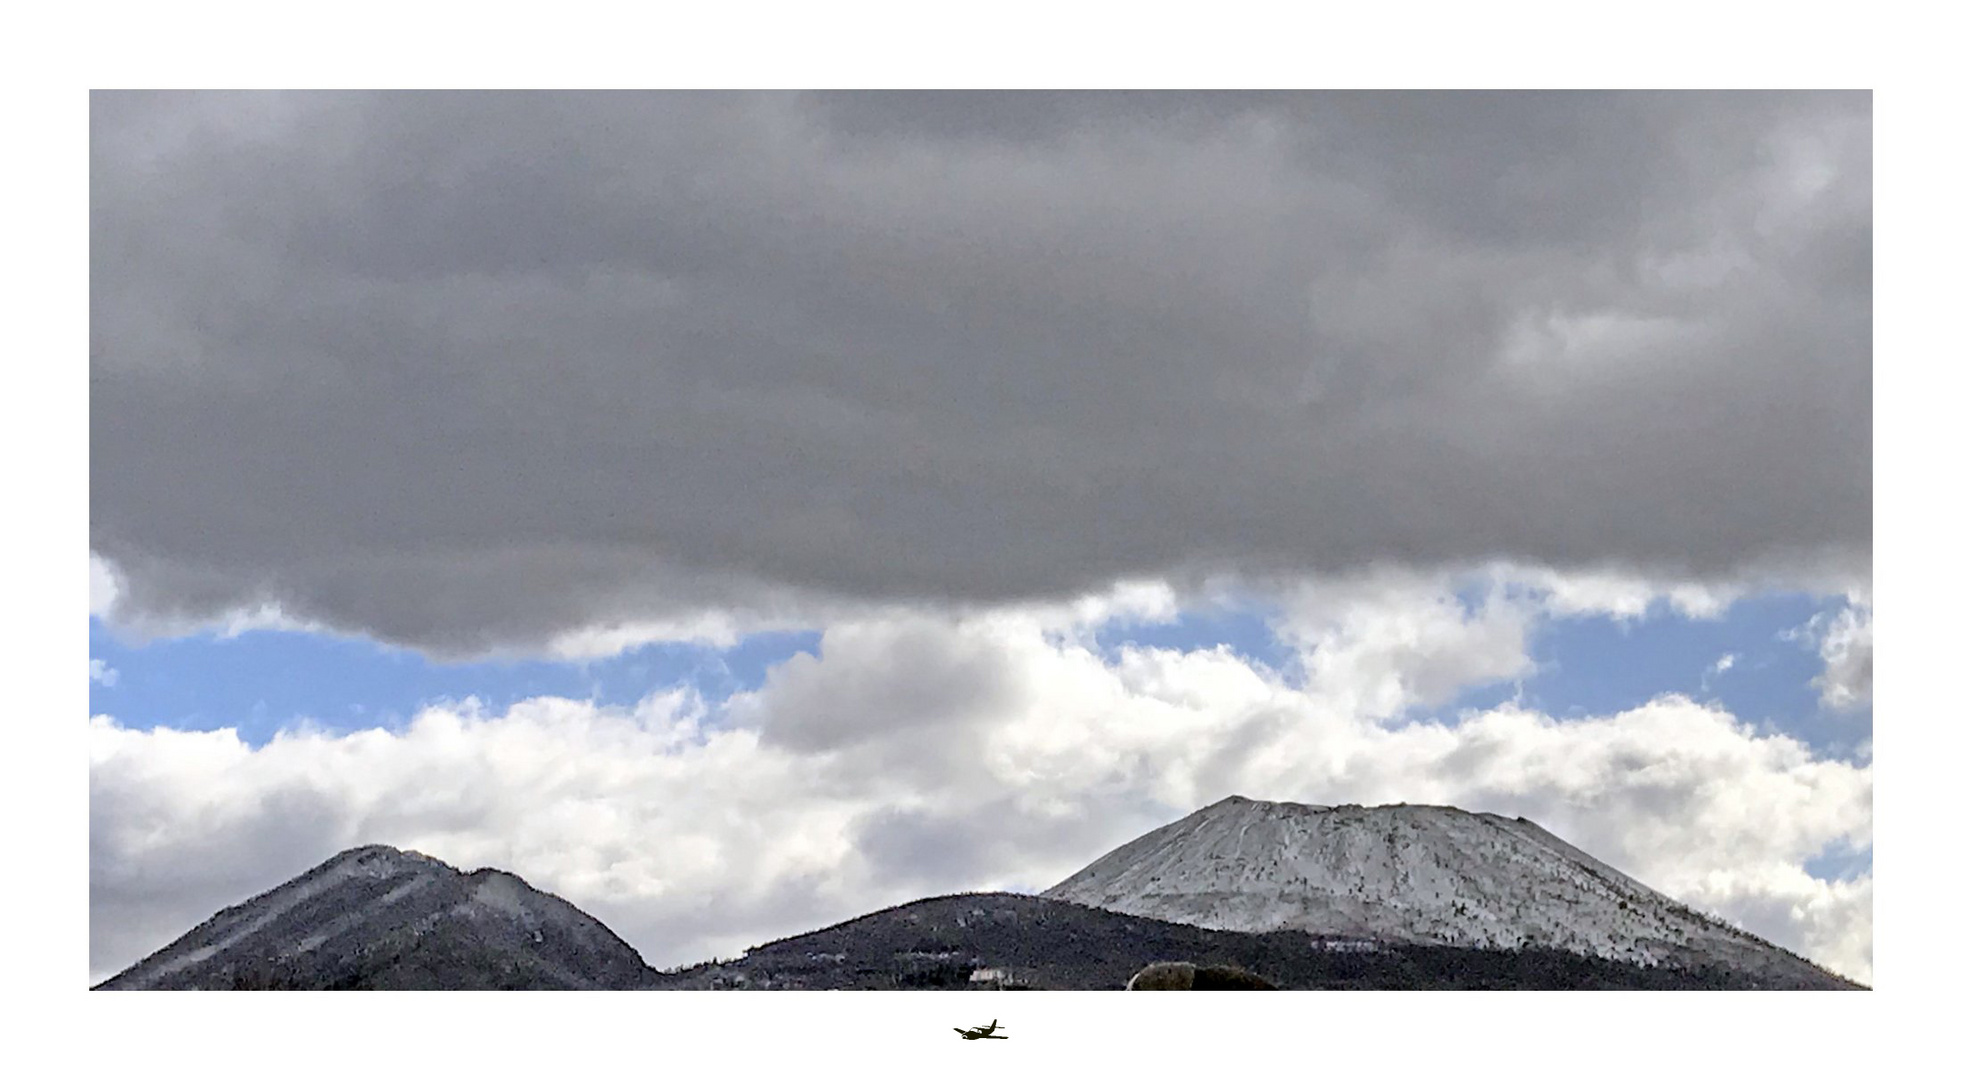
left=322, top=843, right=453, bottom=870
left=1045, top=795, right=1848, bottom=986
left=96, top=846, right=652, bottom=990
left=1196, top=795, right=1529, bottom=829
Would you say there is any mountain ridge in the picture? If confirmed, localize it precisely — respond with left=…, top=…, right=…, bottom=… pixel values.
left=96, top=796, right=1863, bottom=989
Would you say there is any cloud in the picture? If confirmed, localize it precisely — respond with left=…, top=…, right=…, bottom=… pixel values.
left=1785, top=602, right=1874, bottom=710
left=90, top=584, right=1871, bottom=983
left=1813, top=604, right=1874, bottom=710
left=89, top=554, right=120, bottom=619
left=544, top=611, right=776, bottom=661
left=1490, top=562, right=1745, bottom=621
left=1270, top=569, right=1538, bottom=717
left=1700, top=651, right=1738, bottom=693
left=89, top=659, right=118, bottom=687
left=90, top=91, right=1870, bottom=655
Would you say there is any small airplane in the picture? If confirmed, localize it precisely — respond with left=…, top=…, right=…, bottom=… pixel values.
left=954, top=1019, right=1008, bottom=1040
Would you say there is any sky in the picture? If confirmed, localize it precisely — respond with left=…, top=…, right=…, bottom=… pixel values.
left=87, top=89, right=1872, bottom=986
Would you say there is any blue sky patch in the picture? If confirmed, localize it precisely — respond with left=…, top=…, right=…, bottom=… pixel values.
left=1090, top=602, right=1293, bottom=674
left=92, top=591, right=1867, bottom=765
left=88, top=619, right=820, bottom=747
left=1082, top=589, right=1871, bottom=763
left=1498, top=592, right=1870, bottom=758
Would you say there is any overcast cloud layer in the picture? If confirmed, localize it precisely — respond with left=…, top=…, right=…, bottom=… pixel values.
left=90, top=578, right=1872, bottom=983
left=91, top=91, right=1871, bottom=654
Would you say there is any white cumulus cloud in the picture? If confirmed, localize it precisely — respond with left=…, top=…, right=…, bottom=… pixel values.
left=89, top=581, right=1872, bottom=985
left=1785, top=602, right=1874, bottom=710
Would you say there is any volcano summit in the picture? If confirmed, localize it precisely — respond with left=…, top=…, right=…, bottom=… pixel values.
left=1044, top=795, right=1844, bottom=987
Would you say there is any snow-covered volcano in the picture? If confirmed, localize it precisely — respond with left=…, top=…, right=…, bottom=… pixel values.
left=1044, top=796, right=1848, bottom=985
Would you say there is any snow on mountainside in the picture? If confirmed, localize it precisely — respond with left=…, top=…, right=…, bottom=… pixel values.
left=96, top=845, right=653, bottom=990
left=98, top=801, right=1858, bottom=989
left=1044, top=796, right=1852, bottom=986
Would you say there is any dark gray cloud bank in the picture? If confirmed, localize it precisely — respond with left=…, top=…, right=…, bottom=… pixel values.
left=91, top=91, right=1870, bottom=654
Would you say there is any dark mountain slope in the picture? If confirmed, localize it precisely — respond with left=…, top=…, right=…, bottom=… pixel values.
left=659, top=892, right=1853, bottom=990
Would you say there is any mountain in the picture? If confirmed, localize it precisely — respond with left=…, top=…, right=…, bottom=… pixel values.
left=1043, top=795, right=1854, bottom=988
left=95, top=798, right=1863, bottom=989
left=94, top=845, right=655, bottom=990
left=657, top=891, right=1813, bottom=990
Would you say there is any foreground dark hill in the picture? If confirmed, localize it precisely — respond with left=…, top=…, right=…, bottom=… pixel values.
left=661, top=892, right=1849, bottom=989
left=1047, top=796, right=1852, bottom=988
left=95, top=846, right=654, bottom=990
